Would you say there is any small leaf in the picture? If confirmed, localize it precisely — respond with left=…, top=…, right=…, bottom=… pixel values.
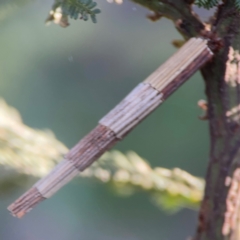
left=84, top=0, right=92, bottom=7
left=87, top=1, right=97, bottom=8
left=73, top=11, right=79, bottom=19
left=235, top=0, right=240, bottom=10
left=47, top=0, right=101, bottom=27
left=90, top=14, right=97, bottom=23
left=92, top=8, right=101, bottom=14
left=82, top=12, right=88, bottom=21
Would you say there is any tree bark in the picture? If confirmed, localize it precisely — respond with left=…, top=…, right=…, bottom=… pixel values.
left=194, top=1, right=240, bottom=240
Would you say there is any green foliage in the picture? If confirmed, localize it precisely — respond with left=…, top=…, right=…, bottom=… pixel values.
left=195, top=0, right=240, bottom=10
left=235, top=0, right=240, bottom=10
left=61, top=0, right=100, bottom=22
left=83, top=151, right=204, bottom=212
left=0, top=99, right=204, bottom=212
left=46, top=0, right=101, bottom=27
left=194, top=0, right=219, bottom=9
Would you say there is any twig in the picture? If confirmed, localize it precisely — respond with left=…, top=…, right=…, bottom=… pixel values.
left=8, top=37, right=213, bottom=218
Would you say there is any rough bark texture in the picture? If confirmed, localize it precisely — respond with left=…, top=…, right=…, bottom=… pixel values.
left=194, top=2, right=240, bottom=239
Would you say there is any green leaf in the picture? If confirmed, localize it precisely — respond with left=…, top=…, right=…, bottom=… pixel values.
left=82, top=12, right=88, bottom=21
left=92, top=8, right=101, bottom=14
left=235, top=0, right=240, bottom=10
left=47, top=0, right=101, bottom=27
left=194, top=0, right=219, bottom=9
left=90, top=14, right=97, bottom=23
left=87, top=1, right=97, bottom=9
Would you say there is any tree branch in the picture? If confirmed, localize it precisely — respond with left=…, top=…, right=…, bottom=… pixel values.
left=130, top=0, right=205, bottom=39
left=194, top=1, right=240, bottom=239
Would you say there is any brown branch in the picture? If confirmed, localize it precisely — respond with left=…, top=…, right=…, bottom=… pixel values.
left=131, top=0, right=205, bottom=39
left=8, top=37, right=213, bottom=218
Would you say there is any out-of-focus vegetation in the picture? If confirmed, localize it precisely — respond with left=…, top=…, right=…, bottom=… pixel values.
left=0, top=99, right=204, bottom=211
left=195, top=0, right=240, bottom=10
left=46, top=0, right=101, bottom=27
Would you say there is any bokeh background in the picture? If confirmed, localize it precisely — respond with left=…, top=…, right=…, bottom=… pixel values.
left=0, top=1, right=210, bottom=239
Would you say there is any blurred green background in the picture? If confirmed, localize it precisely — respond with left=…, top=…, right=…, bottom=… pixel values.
left=0, top=1, right=209, bottom=239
